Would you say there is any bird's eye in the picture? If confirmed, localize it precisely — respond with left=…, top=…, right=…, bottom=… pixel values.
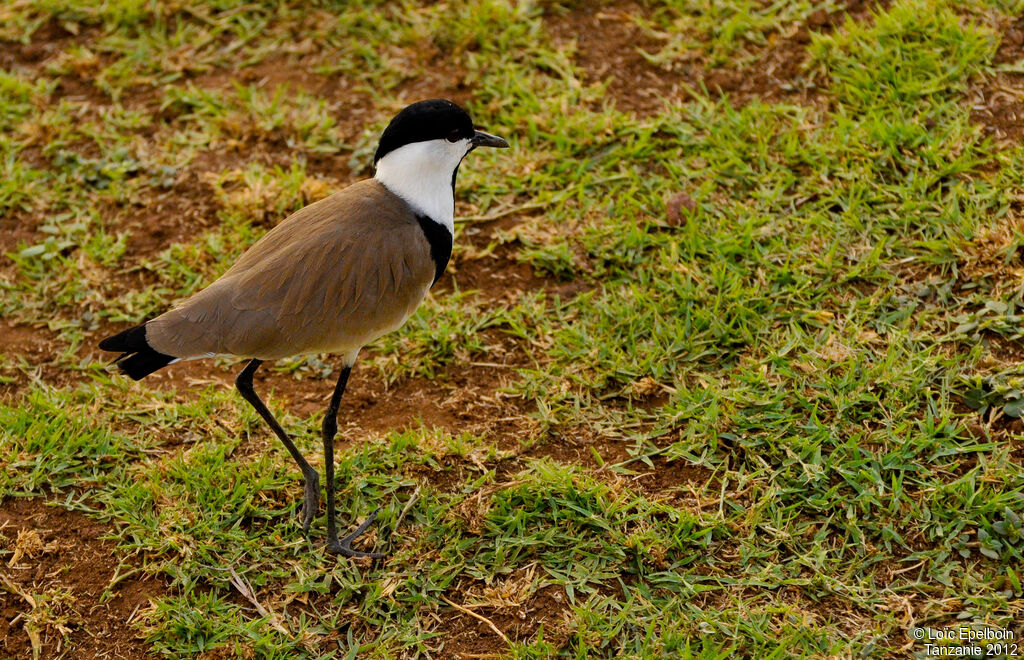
left=446, top=130, right=461, bottom=143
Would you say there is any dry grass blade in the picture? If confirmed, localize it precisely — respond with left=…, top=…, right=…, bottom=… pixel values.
left=8, top=529, right=49, bottom=567
left=1, top=573, right=41, bottom=659
left=0, top=572, right=37, bottom=609
left=439, top=594, right=511, bottom=647
left=227, top=569, right=291, bottom=638
left=394, top=484, right=422, bottom=529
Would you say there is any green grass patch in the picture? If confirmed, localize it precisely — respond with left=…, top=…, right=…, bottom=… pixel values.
left=2, top=0, right=1023, bottom=657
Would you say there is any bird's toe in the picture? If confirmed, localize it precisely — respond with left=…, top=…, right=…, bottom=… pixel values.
left=326, top=539, right=384, bottom=559
left=326, top=507, right=383, bottom=558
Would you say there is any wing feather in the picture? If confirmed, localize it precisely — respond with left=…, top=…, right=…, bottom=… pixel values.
left=146, top=179, right=437, bottom=360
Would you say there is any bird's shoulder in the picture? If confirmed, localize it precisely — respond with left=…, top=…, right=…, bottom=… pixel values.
left=302, top=178, right=421, bottom=231
left=211, top=179, right=434, bottom=317
left=223, top=179, right=423, bottom=277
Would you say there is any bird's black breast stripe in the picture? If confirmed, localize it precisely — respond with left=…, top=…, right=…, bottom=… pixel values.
left=415, top=214, right=453, bottom=286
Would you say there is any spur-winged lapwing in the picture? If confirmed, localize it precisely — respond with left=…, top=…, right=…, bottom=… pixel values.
left=99, top=99, right=509, bottom=557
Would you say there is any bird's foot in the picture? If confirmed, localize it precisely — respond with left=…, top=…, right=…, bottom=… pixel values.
left=326, top=507, right=384, bottom=559
left=299, top=472, right=321, bottom=533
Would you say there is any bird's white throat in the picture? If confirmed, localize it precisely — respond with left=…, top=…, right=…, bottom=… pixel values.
left=374, top=138, right=471, bottom=233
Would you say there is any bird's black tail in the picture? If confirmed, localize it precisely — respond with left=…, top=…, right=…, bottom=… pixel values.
left=98, top=323, right=176, bottom=381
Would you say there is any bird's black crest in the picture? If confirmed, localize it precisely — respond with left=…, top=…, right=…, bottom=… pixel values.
left=374, top=99, right=475, bottom=166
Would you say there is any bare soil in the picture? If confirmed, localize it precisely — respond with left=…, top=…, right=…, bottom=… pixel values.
left=545, top=0, right=890, bottom=114
left=0, top=497, right=163, bottom=660
left=435, top=583, right=571, bottom=658
left=970, top=13, right=1024, bottom=145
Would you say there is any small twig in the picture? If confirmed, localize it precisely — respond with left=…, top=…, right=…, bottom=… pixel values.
left=179, top=5, right=219, bottom=27
left=439, top=594, right=510, bottom=647
left=891, top=560, right=926, bottom=576
left=228, top=569, right=291, bottom=638
left=456, top=201, right=549, bottom=224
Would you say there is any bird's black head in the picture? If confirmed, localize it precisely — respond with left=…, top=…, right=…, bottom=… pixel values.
left=374, top=99, right=474, bottom=166
left=372, top=99, right=509, bottom=222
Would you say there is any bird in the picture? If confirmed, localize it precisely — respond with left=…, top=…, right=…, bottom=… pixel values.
left=98, top=99, right=509, bottom=557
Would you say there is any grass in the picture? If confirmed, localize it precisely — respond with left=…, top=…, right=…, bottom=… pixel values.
left=1, top=0, right=1023, bottom=658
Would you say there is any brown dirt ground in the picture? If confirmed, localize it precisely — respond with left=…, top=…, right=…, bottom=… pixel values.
left=969, top=13, right=1024, bottom=145
left=0, top=23, right=432, bottom=271
left=0, top=497, right=163, bottom=660
left=545, top=0, right=890, bottom=115
left=434, top=583, right=572, bottom=658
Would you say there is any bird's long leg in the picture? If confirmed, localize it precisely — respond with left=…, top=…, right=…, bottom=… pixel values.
left=322, top=365, right=383, bottom=558
left=235, top=359, right=320, bottom=532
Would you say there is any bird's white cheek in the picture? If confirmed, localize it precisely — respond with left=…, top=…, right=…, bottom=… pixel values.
left=373, top=139, right=463, bottom=229
left=448, top=140, right=473, bottom=163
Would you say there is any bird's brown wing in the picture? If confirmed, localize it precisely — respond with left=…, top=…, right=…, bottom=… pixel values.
left=146, top=180, right=435, bottom=360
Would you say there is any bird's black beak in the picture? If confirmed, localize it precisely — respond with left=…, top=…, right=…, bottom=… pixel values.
left=471, top=130, right=509, bottom=149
